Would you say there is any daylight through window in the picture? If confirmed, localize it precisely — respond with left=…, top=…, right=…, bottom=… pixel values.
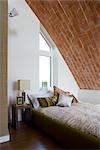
left=39, top=32, right=53, bottom=89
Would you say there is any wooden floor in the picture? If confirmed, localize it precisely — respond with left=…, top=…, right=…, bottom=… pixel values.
left=0, top=123, right=62, bottom=150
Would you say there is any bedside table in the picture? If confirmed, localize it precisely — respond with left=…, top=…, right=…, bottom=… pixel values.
left=12, top=104, right=32, bottom=129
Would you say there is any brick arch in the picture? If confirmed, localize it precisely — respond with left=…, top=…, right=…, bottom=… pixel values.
left=26, top=0, right=100, bottom=90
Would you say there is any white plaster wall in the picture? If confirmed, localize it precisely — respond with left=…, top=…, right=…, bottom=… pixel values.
left=53, top=48, right=79, bottom=98
left=9, top=0, right=100, bottom=106
left=8, top=0, right=79, bottom=103
left=78, top=90, right=100, bottom=104
left=8, top=0, right=40, bottom=103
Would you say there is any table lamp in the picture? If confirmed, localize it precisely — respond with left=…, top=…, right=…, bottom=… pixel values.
left=17, top=80, right=30, bottom=102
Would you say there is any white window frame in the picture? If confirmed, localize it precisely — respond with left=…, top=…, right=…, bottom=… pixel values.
left=39, top=31, right=53, bottom=88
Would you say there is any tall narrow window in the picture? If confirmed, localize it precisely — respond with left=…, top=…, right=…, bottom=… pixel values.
left=39, top=33, right=50, bottom=52
left=39, top=56, right=50, bottom=87
left=39, top=32, right=53, bottom=88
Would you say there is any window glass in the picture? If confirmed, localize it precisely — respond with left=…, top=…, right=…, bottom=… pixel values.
left=39, top=56, right=50, bottom=88
left=39, top=33, right=50, bottom=52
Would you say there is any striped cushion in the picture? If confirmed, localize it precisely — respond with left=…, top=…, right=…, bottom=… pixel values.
left=53, top=86, right=71, bottom=97
left=71, top=95, right=78, bottom=103
left=37, top=96, right=58, bottom=107
left=53, top=86, right=78, bottom=103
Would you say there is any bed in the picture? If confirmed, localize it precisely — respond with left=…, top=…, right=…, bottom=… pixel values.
left=32, top=102, right=100, bottom=149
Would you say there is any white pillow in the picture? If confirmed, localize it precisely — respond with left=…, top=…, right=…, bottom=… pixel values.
left=56, top=92, right=73, bottom=107
left=27, top=94, right=40, bottom=108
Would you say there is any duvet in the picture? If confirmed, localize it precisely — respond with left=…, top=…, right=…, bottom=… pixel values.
left=36, top=102, right=100, bottom=138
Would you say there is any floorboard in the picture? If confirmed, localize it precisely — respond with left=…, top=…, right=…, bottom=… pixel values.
left=0, top=123, right=62, bottom=150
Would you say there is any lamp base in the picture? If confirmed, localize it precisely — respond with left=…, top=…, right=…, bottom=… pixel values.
left=22, top=91, right=25, bottom=103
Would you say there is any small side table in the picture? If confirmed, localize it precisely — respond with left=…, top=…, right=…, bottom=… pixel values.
left=12, top=104, right=32, bottom=129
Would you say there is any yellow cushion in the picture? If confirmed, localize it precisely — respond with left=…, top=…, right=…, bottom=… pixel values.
left=53, top=86, right=78, bottom=103
left=37, top=96, right=58, bottom=107
left=53, top=86, right=71, bottom=96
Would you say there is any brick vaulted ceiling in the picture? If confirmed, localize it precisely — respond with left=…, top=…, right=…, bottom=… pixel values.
left=26, top=0, right=100, bottom=90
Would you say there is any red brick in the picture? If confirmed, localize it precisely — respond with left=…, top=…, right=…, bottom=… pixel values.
left=26, top=0, right=100, bottom=90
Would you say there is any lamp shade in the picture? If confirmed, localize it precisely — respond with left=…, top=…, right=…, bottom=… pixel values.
left=17, top=80, right=30, bottom=91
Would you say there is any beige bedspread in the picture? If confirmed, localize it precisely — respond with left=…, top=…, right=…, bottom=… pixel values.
left=36, top=102, right=100, bottom=138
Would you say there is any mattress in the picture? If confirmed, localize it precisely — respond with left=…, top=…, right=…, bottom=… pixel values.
left=34, top=102, right=100, bottom=138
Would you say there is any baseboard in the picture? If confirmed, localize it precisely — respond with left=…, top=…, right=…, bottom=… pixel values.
left=0, top=134, right=10, bottom=143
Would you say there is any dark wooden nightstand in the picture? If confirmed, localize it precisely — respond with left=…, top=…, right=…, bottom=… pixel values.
left=12, top=104, right=32, bottom=129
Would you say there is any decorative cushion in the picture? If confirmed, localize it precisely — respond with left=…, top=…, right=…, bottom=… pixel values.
left=53, top=86, right=71, bottom=96
left=53, top=86, right=60, bottom=97
left=37, top=96, right=58, bottom=107
left=27, top=94, right=40, bottom=108
left=53, top=86, right=71, bottom=101
left=67, top=94, right=78, bottom=103
left=56, top=92, right=73, bottom=107
left=71, top=95, right=78, bottom=103
left=53, top=86, right=78, bottom=103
